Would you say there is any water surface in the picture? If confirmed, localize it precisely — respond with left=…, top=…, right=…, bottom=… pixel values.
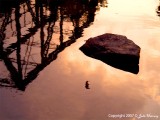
left=0, top=0, right=160, bottom=120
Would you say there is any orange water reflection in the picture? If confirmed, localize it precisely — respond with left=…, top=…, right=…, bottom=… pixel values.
left=0, top=0, right=160, bottom=120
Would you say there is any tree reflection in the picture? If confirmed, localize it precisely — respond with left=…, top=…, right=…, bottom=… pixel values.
left=0, top=0, right=107, bottom=91
left=157, top=4, right=160, bottom=16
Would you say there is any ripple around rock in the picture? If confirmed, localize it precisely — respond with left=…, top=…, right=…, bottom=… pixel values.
left=80, top=33, right=141, bottom=74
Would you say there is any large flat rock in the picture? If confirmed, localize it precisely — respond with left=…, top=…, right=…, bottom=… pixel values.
left=80, top=33, right=141, bottom=74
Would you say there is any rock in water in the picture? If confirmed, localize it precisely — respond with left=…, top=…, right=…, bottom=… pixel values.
left=80, top=33, right=141, bottom=74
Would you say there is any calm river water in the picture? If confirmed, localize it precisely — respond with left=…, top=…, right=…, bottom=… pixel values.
left=0, top=0, right=160, bottom=120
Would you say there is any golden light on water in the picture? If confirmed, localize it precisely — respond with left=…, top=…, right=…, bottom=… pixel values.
left=107, top=0, right=158, bottom=16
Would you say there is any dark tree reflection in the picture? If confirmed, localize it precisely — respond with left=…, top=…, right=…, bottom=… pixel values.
left=0, top=0, right=107, bottom=91
left=157, top=4, right=160, bottom=17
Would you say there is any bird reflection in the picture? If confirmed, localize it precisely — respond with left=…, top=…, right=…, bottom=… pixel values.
left=0, top=0, right=107, bottom=91
left=85, top=81, right=90, bottom=89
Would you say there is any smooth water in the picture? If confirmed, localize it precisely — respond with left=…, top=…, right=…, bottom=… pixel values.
left=0, top=0, right=160, bottom=120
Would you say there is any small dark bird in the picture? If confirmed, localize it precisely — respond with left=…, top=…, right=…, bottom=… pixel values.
left=85, top=81, right=90, bottom=89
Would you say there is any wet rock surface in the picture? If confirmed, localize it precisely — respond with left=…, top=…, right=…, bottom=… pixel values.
left=80, top=33, right=141, bottom=74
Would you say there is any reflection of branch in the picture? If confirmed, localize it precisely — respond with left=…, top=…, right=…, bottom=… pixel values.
left=0, top=13, right=20, bottom=87
left=60, top=7, right=64, bottom=43
left=23, top=36, right=35, bottom=78
left=41, top=5, right=58, bottom=61
left=21, top=1, right=97, bottom=88
left=43, top=21, right=55, bottom=58
left=15, top=4, right=23, bottom=81
left=0, top=13, right=10, bottom=33
left=26, top=0, right=39, bottom=25
left=4, top=0, right=44, bottom=55
left=0, top=13, right=10, bottom=44
left=22, top=18, right=92, bottom=88
left=5, top=26, right=39, bottom=55
left=10, top=58, right=37, bottom=66
left=0, top=0, right=99, bottom=91
left=0, top=48, right=24, bottom=89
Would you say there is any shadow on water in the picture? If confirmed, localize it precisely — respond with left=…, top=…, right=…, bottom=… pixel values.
left=0, top=0, right=107, bottom=91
